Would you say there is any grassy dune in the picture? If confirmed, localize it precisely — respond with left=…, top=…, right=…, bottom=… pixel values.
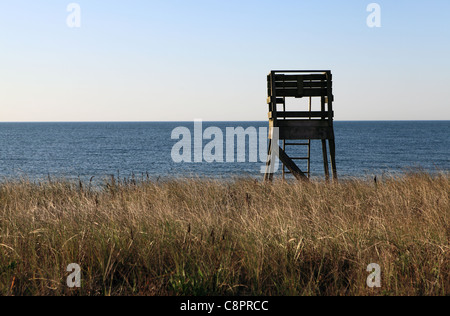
left=0, top=173, right=449, bottom=296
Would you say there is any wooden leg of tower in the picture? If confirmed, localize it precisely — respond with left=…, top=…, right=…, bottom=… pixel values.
left=321, top=139, right=330, bottom=181
left=328, top=138, right=338, bottom=181
left=264, top=139, right=274, bottom=182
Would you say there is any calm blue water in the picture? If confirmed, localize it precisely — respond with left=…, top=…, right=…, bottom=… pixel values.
left=0, top=121, right=448, bottom=182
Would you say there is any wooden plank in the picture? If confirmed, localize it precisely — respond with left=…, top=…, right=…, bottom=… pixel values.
left=264, top=139, right=274, bottom=182
left=275, top=81, right=329, bottom=88
left=276, top=146, right=308, bottom=180
left=267, top=75, right=272, bottom=99
left=272, top=120, right=330, bottom=128
left=268, top=122, right=333, bottom=140
left=269, top=120, right=330, bottom=127
left=322, top=139, right=330, bottom=181
left=275, top=88, right=328, bottom=97
left=271, top=70, right=330, bottom=74
left=270, top=72, right=278, bottom=121
left=328, top=138, right=338, bottom=180
left=278, top=127, right=333, bottom=140
left=285, top=142, right=310, bottom=146
left=274, top=74, right=327, bottom=81
left=268, top=121, right=332, bottom=140
left=274, top=111, right=334, bottom=118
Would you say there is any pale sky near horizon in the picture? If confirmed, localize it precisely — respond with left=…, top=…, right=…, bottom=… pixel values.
left=0, top=0, right=449, bottom=122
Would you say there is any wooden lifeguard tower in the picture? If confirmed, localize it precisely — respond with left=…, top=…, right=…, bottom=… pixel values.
left=264, top=70, right=337, bottom=181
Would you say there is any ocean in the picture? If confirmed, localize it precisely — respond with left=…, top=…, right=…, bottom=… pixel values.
left=0, top=121, right=448, bottom=182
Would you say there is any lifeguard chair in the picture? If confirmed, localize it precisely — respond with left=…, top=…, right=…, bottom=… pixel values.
left=264, top=70, right=337, bottom=181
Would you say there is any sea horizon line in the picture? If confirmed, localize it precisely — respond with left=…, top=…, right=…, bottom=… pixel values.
left=0, top=120, right=449, bottom=124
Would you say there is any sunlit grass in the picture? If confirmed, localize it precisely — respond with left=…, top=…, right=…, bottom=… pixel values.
left=0, top=172, right=448, bottom=296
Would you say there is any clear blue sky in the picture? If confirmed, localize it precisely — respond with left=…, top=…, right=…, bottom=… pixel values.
left=0, top=0, right=449, bottom=121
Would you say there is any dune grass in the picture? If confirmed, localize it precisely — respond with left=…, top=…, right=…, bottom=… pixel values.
left=0, top=172, right=448, bottom=296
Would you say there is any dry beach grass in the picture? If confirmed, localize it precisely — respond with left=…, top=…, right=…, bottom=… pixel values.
left=0, top=172, right=449, bottom=296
